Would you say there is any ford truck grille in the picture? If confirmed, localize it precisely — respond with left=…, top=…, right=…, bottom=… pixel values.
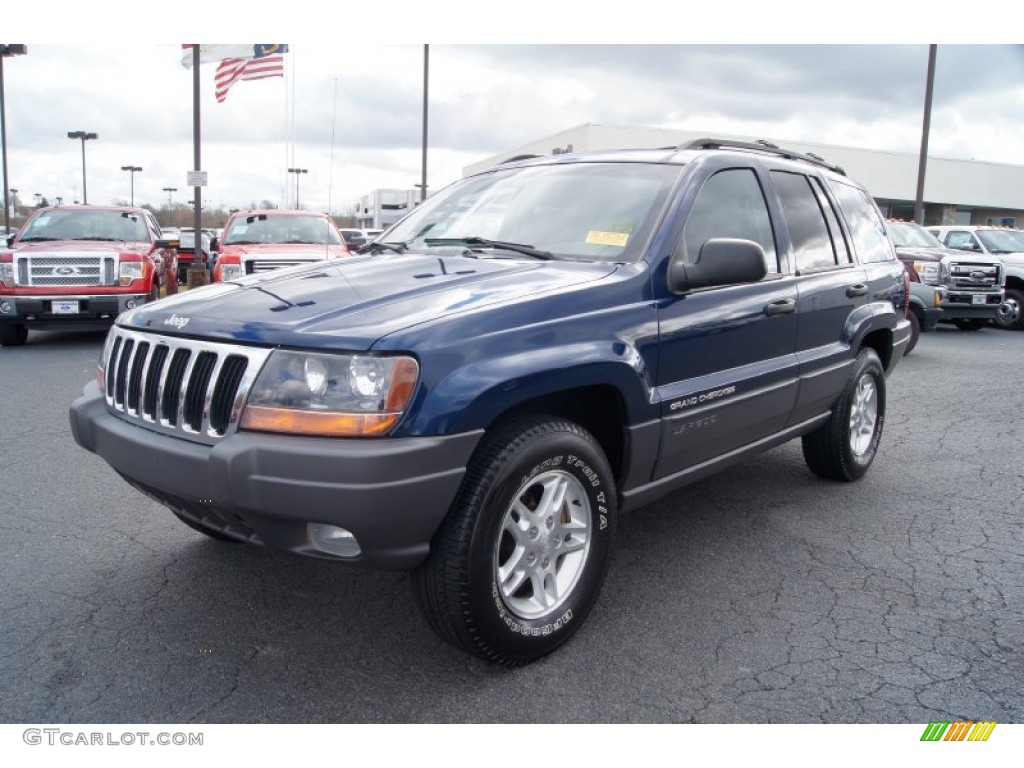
left=102, top=328, right=272, bottom=444
left=15, top=254, right=117, bottom=287
left=948, top=261, right=1002, bottom=289
left=245, top=259, right=311, bottom=274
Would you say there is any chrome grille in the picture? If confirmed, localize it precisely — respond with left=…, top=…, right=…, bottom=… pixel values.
left=948, top=260, right=1002, bottom=289
left=102, top=328, right=273, bottom=444
left=246, top=259, right=310, bottom=274
left=15, top=253, right=117, bottom=287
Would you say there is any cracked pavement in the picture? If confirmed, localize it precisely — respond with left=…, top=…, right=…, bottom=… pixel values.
left=0, top=325, right=1021, bottom=723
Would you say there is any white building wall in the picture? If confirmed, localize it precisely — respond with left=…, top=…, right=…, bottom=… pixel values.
left=464, top=123, right=1024, bottom=211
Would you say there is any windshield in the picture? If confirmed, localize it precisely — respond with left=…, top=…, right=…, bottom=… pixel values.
left=977, top=228, right=1024, bottom=254
left=385, top=162, right=682, bottom=262
left=19, top=209, right=149, bottom=242
left=887, top=221, right=943, bottom=248
left=222, top=214, right=343, bottom=246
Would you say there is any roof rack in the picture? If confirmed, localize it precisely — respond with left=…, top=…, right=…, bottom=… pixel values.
left=676, top=137, right=846, bottom=176
left=499, top=154, right=545, bottom=164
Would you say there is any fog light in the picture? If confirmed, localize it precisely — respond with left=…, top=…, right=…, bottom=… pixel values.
left=308, top=523, right=361, bottom=558
left=125, top=299, right=137, bottom=310
left=0, top=301, right=11, bottom=314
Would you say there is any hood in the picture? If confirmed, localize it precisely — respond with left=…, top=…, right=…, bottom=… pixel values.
left=219, top=243, right=347, bottom=261
left=12, top=239, right=154, bottom=257
left=120, top=253, right=619, bottom=349
left=894, top=244, right=1001, bottom=265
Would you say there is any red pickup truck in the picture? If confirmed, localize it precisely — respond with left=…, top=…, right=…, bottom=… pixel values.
left=0, top=205, right=177, bottom=346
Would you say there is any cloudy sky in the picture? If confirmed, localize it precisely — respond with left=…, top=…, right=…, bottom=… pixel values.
left=4, top=7, right=1024, bottom=218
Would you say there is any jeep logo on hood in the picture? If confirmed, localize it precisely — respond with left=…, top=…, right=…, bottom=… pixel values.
left=163, top=314, right=190, bottom=329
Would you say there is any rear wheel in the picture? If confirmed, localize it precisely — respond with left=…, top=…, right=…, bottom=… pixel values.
left=953, top=318, right=988, bottom=331
left=0, top=323, right=28, bottom=347
left=412, top=416, right=616, bottom=666
left=802, top=348, right=885, bottom=482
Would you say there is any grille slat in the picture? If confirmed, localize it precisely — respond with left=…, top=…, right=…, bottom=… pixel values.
left=161, top=349, right=192, bottom=426
left=126, top=342, right=151, bottom=414
left=102, top=328, right=272, bottom=444
left=142, top=345, right=169, bottom=420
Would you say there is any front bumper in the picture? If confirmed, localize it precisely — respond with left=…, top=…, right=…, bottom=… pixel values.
left=70, top=381, right=482, bottom=569
left=0, top=293, right=151, bottom=330
left=939, top=290, right=1003, bottom=320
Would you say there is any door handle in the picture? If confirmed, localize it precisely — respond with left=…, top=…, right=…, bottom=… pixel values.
left=846, top=284, right=869, bottom=298
left=764, top=298, right=796, bottom=316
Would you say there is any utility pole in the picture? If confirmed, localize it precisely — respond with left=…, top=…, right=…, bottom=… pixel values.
left=914, top=45, right=937, bottom=226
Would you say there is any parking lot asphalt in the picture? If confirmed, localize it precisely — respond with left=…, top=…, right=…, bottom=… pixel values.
left=0, top=324, right=1021, bottom=724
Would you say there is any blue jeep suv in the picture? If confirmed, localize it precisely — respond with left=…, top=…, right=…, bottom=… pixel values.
left=71, top=138, right=911, bottom=665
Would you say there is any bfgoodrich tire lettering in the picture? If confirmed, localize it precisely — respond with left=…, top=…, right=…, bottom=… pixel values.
left=412, top=416, right=616, bottom=666
left=802, top=348, right=886, bottom=482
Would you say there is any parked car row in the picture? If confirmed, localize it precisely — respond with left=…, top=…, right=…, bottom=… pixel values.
left=884, top=220, right=1024, bottom=354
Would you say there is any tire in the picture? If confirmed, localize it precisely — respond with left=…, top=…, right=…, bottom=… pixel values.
left=905, top=310, right=921, bottom=355
left=994, top=287, right=1024, bottom=330
left=412, top=416, right=616, bottom=666
left=0, top=323, right=28, bottom=347
left=802, top=348, right=886, bottom=482
left=952, top=318, right=988, bottom=331
left=172, top=511, right=244, bottom=543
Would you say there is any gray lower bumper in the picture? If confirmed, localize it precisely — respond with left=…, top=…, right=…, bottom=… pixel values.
left=70, top=382, right=482, bottom=569
left=0, top=293, right=150, bottom=329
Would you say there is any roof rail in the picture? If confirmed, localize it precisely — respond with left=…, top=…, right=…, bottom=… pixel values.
left=676, top=137, right=846, bottom=176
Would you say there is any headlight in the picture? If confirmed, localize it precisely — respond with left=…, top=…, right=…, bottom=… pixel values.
left=240, top=351, right=419, bottom=437
left=220, top=264, right=243, bottom=281
left=913, top=261, right=940, bottom=285
left=119, top=261, right=145, bottom=286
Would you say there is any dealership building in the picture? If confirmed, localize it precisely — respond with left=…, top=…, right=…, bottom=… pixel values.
left=464, top=123, right=1024, bottom=228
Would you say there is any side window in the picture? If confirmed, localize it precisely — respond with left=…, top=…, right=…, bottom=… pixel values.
left=812, top=178, right=851, bottom=264
left=682, top=168, right=778, bottom=274
left=829, top=179, right=895, bottom=264
left=772, top=171, right=840, bottom=272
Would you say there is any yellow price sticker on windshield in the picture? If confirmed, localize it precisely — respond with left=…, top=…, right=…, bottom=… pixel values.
left=586, top=231, right=630, bottom=247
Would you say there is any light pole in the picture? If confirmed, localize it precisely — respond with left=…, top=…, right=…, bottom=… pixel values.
left=67, top=130, right=98, bottom=204
left=120, top=165, right=142, bottom=206
left=287, top=167, right=307, bottom=209
left=1, top=45, right=27, bottom=234
left=163, top=186, right=177, bottom=210
left=55, top=196, right=62, bottom=206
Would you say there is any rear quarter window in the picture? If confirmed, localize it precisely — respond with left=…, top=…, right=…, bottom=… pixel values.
left=829, top=179, right=895, bottom=264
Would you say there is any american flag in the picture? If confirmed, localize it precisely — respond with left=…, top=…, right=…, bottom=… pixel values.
left=214, top=55, right=285, bottom=102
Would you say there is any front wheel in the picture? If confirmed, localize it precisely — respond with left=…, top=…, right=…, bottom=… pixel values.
left=994, top=288, right=1024, bottom=330
left=905, top=310, right=921, bottom=355
left=0, top=323, right=28, bottom=347
left=412, top=416, right=616, bottom=666
left=802, top=348, right=886, bottom=482
left=952, top=318, right=988, bottom=331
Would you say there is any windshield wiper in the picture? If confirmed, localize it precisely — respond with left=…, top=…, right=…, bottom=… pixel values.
left=361, top=241, right=407, bottom=255
left=424, top=237, right=554, bottom=260
left=225, top=240, right=259, bottom=245
left=18, top=236, right=58, bottom=242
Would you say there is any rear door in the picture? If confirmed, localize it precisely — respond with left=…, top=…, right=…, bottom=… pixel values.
left=771, top=170, right=869, bottom=425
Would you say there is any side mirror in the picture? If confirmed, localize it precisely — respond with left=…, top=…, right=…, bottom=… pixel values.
left=668, top=238, right=768, bottom=294
left=210, top=237, right=220, bottom=252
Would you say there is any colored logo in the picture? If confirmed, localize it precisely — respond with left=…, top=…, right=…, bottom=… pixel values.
left=920, top=721, right=996, bottom=742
